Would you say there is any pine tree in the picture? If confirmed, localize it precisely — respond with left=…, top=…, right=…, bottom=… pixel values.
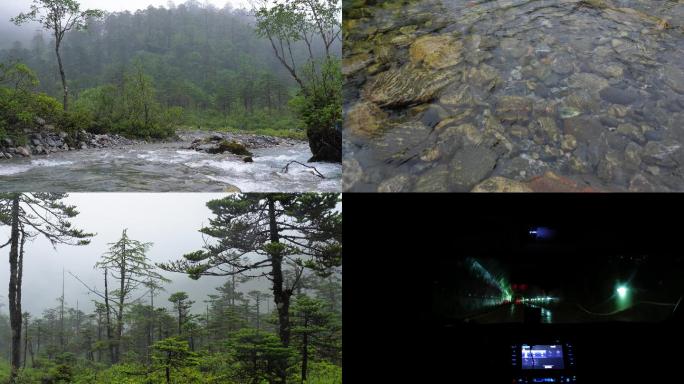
left=0, top=193, right=93, bottom=383
left=95, top=229, right=169, bottom=363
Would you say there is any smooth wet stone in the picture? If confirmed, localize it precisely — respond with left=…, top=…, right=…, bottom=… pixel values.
left=607, top=104, right=629, bottom=118
left=500, top=38, right=527, bottom=59
left=563, top=116, right=605, bottom=143
left=509, top=125, right=530, bottom=139
left=664, top=65, right=684, bottom=94
left=433, top=108, right=477, bottom=130
left=597, top=64, right=624, bottom=79
left=409, top=34, right=463, bottom=69
left=344, top=101, right=388, bottom=137
left=600, top=86, right=639, bottom=105
left=628, top=173, right=661, bottom=192
left=362, top=64, right=455, bottom=107
left=414, top=165, right=449, bottom=192
left=624, top=142, right=642, bottom=169
left=551, top=55, right=575, bottom=75
left=466, top=64, right=501, bottom=91
left=534, top=100, right=558, bottom=117
left=377, top=174, right=413, bottom=192
left=526, top=171, right=601, bottom=192
left=559, top=107, right=582, bottom=119
left=644, top=129, right=665, bottom=142
left=449, top=146, right=498, bottom=191
left=371, top=121, right=432, bottom=162
left=343, top=52, right=374, bottom=76
left=342, top=158, right=364, bottom=190
left=563, top=91, right=598, bottom=114
left=420, top=104, right=450, bottom=128
left=561, top=134, right=578, bottom=152
left=373, top=44, right=394, bottom=64
left=642, top=140, right=682, bottom=167
left=440, top=123, right=483, bottom=146
left=616, top=123, right=645, bottom=144
left=597, top=150, right=624, bottom=184
left=531, top=116, right=561, bottom=145
left=471, top=176, right=533, bottom=192
left=495, top=96, right=533, bottom=123
left=567, top=72, right=609, bottom=93
left=605, top=132, right=629, bottom=151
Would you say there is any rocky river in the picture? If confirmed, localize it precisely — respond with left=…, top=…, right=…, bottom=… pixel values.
left=0, top=131, right=341, bottom=192
left=343, top=0, right=684, bottom=191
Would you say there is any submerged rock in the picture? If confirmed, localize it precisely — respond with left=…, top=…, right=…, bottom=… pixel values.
left=471, top=176, right=533, bottom=192
left=449, top=146, right=498, bottom=191
left=377, top=174, right=413, bottom=192
left=343, top=158, right=364, bottom=190
left=344, top=101, right=388, bottom=137
left=414, top=165, right=450, bottom=192
left=466, top=64, right=501, bottom=91
left=439, top=84, right=477, bottom=107
left=526, top=171, right=601, bottom=192
left=567, top=72, right=609, bottom=94
left=343, top=52, right=373, bottom=76
left=495, top=96, right=533, bottom=123
left=599, top=86, right=639, bottom=105
left=642, top=140, right=682, bottom=167
left=664, top=65, right=684, bottom=94
left=409, top=34, right=463, bottom=69
left=362, top=64, right=455, bottom=107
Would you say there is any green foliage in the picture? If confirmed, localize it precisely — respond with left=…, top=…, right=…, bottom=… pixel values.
left=72, top=66, right=182, bottom=139
left=151, top=337, right=200, bottom=383
left=4, top=4, right=302, bottom=140
left=228, top=328, right=293, bottom=384
left=290, top=58, right=342, bottom=140
left=0, top=63, right=62, bottom=141
left=181, top=107, right=306, bottom=140
left=304, top=360, right=343, bottom=384
left=255, top=0, right=342, bottom=160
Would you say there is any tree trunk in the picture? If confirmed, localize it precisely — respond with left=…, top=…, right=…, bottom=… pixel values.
left=165, top=353, right=171, bottom=384
left=177, top=302, right=182, bottom=335
left=104, top=269, right=116, bottom=364
left=147, top=289, right=154, bottom=364
left=8, top=195, right=22, bottom=383
left=22, top=315, right=28, bottom=369
left=256, top=296, right=260, bottom=331
left=116, top=244, right=126, bottom=363
left=301, top=332, right=308, bottom=384
left=54, top=39, right=68, bottom=111
left=268, top=197, right=290, bottom=384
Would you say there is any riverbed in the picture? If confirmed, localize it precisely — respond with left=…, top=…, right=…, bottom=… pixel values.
left=343, top=0, right=684, bottom=191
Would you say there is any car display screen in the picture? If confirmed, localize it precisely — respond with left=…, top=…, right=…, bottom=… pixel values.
left=521, top=344, right=564, bottom=370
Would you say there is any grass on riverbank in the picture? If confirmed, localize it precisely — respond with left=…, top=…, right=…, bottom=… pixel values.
left=180, top=108, right=308, bottom=141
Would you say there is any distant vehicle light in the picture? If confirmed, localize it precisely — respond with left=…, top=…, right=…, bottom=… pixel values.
left=616, top=286, right=628, bottom=298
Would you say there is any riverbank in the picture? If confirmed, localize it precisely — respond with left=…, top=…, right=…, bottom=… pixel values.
left=0, top=127, right=307, bottom=161
left=0, top=129, right=139, bottom=159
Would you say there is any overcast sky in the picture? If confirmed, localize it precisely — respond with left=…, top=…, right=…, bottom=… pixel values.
left=1, top=0, right=249, bottom=15
left=0, top=193, right=274, bottom=317
left=0, top=0, right=252, bottom=48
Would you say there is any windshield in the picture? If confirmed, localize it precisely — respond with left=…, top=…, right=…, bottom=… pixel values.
left=433, top=217, right=684, bottom=324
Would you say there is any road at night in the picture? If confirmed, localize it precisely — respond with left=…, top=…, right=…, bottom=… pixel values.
left=464, top=301, right=676, bottom=324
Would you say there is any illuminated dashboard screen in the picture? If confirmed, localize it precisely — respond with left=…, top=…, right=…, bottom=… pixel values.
left=521, top=344, right=564, bottom=370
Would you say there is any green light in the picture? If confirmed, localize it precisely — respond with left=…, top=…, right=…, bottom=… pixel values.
left=616, top=286, right=628, bottom=298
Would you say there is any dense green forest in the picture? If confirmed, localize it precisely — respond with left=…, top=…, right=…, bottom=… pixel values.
left=1, top=0, right=341, bottom=161
left=0, top=193, right=342, bottom=383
